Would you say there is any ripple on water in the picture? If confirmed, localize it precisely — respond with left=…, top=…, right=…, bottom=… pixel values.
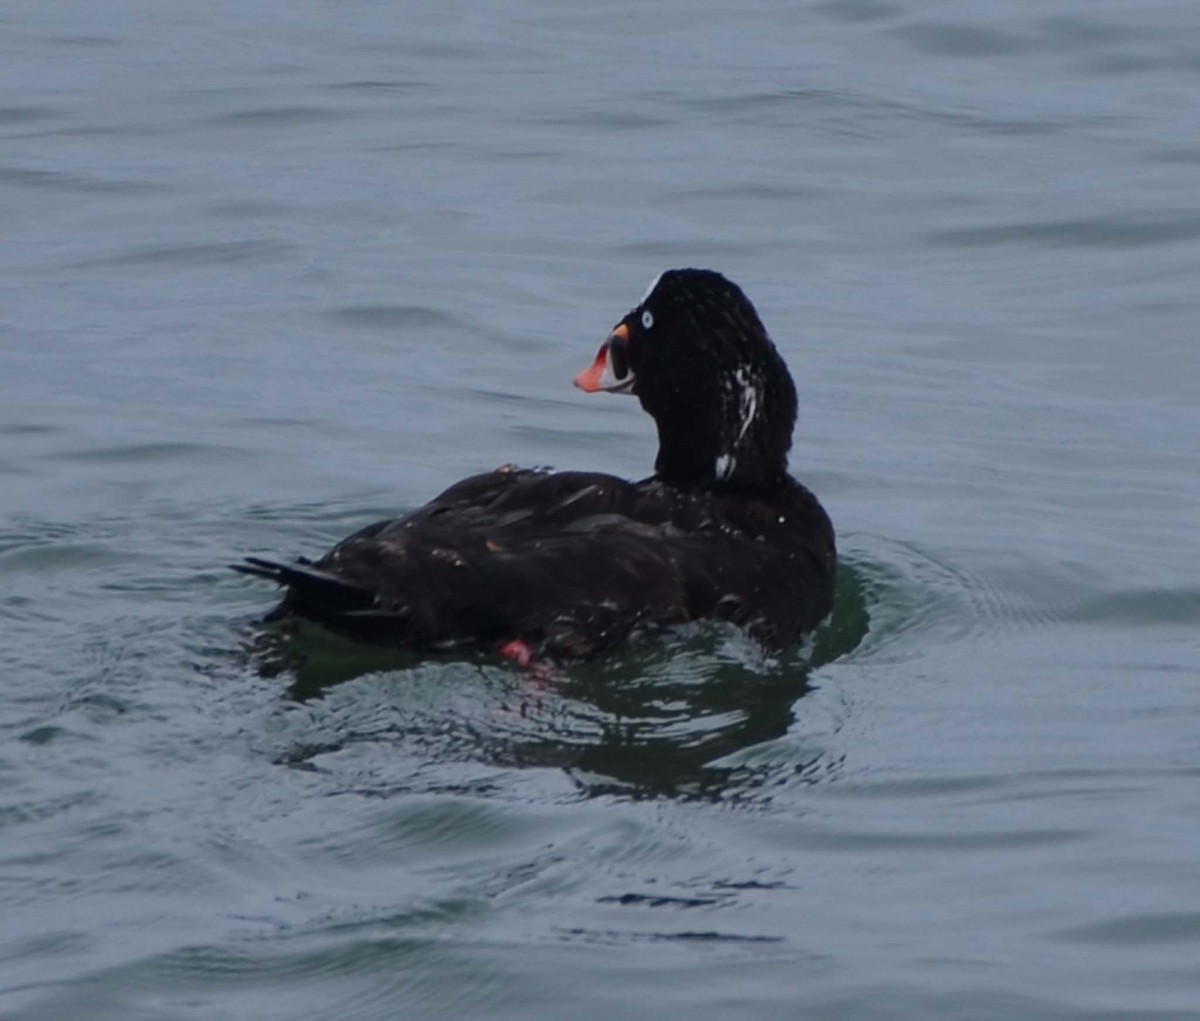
left=326, top=305, right=467, bottom=332
left=0, top=105, right=64, bottom=125
left=840, top=537, right=1027, bottom=657
left=1055, top=911, right=1200, bottom=947
left=49, top=440, right=253, bottom=466
left=891, top=21, right=1028, bottom=58
left=292, top=796, right=548, bottom=869
left=812, top=0, right=899, bottom=24
left=20, top=934, right=510, bottom=1021
left=927, top=214, right=1200, bottom=251
left=1062, top=586, right=1200, bottom=627
left=324, top=80, right=435, bottom=95
left=0, top=542, right=126, bottom=573
left=204, top=106, right=347, bottom=128
left=0, top=163, right=161, bottom=195
left=63, top=239, right=298, bottom=271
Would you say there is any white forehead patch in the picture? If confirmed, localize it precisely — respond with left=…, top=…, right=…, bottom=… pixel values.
left=640, top=272, right=663, bottom=305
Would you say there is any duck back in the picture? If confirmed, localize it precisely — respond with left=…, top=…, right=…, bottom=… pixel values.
left=241, top=465, right=835, bottom=658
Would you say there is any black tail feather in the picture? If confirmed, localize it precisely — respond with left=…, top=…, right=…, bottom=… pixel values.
left=230, top=557, right=286, bottom=581
left=231, top=557, right=375, bottom=618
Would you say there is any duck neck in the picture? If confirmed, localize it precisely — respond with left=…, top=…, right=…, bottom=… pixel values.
left=649, top=369, right=794, bottom=491
left=653, top=435, right=790, bottom=491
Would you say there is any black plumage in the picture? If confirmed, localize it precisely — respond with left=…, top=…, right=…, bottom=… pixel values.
left=235, top=269, right=836, bottom=659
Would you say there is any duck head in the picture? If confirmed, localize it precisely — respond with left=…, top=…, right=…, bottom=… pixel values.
left=576, top=269, right=798, bottom=490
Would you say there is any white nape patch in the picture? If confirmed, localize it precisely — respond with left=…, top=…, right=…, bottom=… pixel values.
left=733, top=366, right=759, bottom=445
left=640, top=272, right=663, bottom=304
left=715, top=368, right=759, bottom=480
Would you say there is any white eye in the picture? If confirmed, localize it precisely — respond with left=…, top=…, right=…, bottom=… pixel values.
left=641, top=309, right=654, bottom=330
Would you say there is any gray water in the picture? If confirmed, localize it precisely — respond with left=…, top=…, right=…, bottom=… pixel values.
left=3, top=1, right=1200, bottom=1018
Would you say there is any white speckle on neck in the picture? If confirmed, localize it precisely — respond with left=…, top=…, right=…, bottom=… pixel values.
left=640, top=272, right=663, bottom=305
left=715, top=453, right=735, bottom=480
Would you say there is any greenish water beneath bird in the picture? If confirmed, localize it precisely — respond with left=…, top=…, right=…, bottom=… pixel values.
left=3, top=2, right=1200, bottom=1019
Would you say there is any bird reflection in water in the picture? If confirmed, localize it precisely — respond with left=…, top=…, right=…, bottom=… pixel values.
left=250, top=563, right=868, bottom=801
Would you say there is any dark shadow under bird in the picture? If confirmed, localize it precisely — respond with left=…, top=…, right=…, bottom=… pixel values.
left=234, top=269, right=837, bottom=660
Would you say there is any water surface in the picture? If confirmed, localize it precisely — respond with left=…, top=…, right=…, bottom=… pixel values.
left=3, top=1, right=1200, bottom=1018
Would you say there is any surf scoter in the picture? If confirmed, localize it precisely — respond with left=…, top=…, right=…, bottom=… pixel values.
left=235, top=269, right=836, bottom=659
